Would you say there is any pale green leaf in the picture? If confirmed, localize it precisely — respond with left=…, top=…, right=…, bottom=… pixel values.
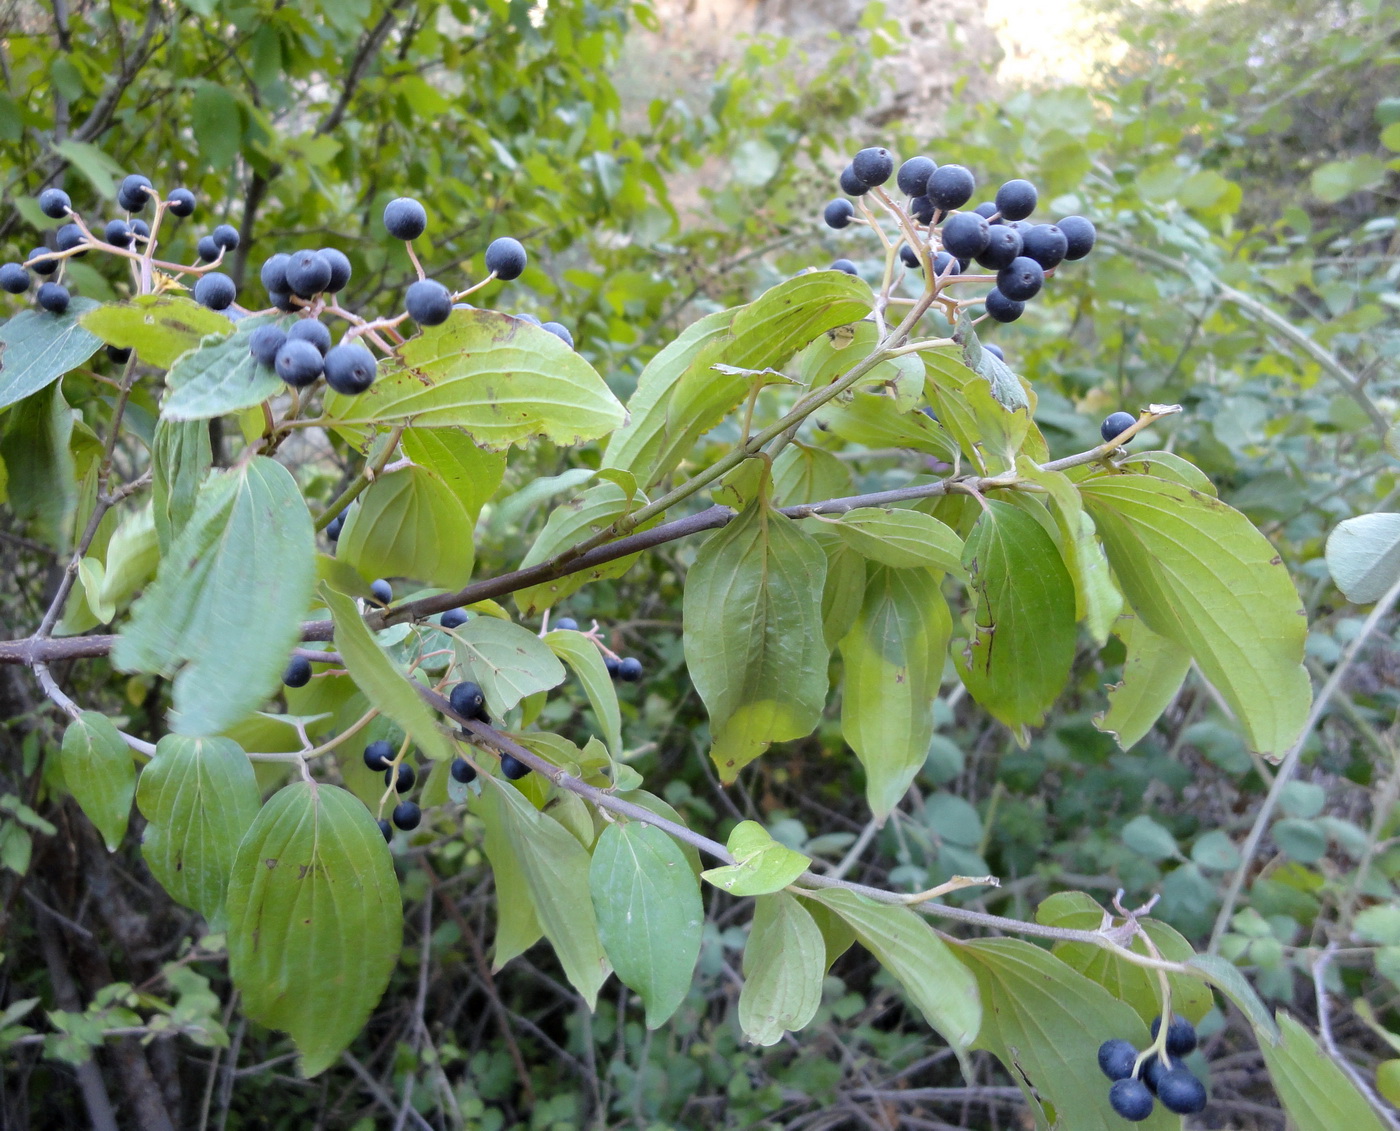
left=97, top=504, right=159, bottom=611
left=1326, top=513, right=1400, bottom=604
left=802, top=887, right=981, bottom=1052
left=0, top=381, right=77, bottom=549
left=0, top=297, right=101, bottom=411
left=813, top=390, right=959, bottom=462
left=818, top=533, right=867, bottom=651
left=399, top=427, right=505, bottom=523
left=739, top=893, right=825, bottom=1045
left=61, top=711, right=135, bottom=852
left=832, top=507, right=964, bottom=574
left=114, top=457, right=316, bottom=736
left=545, top=630, right=623, bottom=761
left=840, top=566, right=952, bottom=817
left=321, top=585, right=458, bottom=764
left=1094, top=614, right=1191, bottom=750
left=473, top=783, right=542, bottom=966
left=771, top=443, right=853, bottom=506
left=136, top=735, right=260, bottom=927
left=1186, top=953, right=1279, bottom=1040
left=701, top=820, right=812, bottom=896
left=151, top=419, right=211, bottom=555
left=80, top=295, right=232, bottom=369
left=324, top=309, right=624, bottom=450
left=226, top=782, right=403, bottom=1077
left=589, top=821, right=702, bottom=1027
left=162, top=314, right=289, bottom=421
left=683, top=498, right=829, bottom=780
left=1081, top=474, right=1310, bottom=759
left=453, top=617, right=566, bottom=718
left=336, top=465, right=474, bottom=589
left=1262, top=1013, right=1388, bottom=1131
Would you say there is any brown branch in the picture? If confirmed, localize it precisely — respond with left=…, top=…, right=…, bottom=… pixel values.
left=316, top=0, right=412, bottom=137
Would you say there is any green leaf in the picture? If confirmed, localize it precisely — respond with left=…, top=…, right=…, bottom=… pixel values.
left=1186, top=953, right=1279, bottom=1040
left=701, top=820, right=812, bottom=896
left=818, top=533, right=867, bottom=651
left=161, top=315, right=289, bottom=421
left=1080, top=474, right=1311, bottom=759
left=513, top=481, right=654, bottom=615
left=683, top=497, right=829, bottom=780
left=481, top=777, right=609, bottom=1006
left=954, top=500, right=1076, bottom=736
left=60, top=712, right=135, bottom=852
left=453, top=617, right=566, bottom=718
left=81, top=296, right=233, bottom=369
left=324, top=309, right=624, bottom=450
left=1094, top=614, right=1192, bottom=750
left=801, top=887, right=980, bottom=1053
left=730, top=272, right=872, bottom=370
left=0, top=381, right=77, bottom=549
left=738, top=893, right=825, bottom=1046
left=813, top=390, right=959, bottom=462
left=336, top=465, right=474, bottom=589
left=150, top=419, right=211, bottom=555
left=1112, top=450, right=1217, bottom=496
left=1311, top=155, right=1388, bottom=203
left=958, top=937, right=1176, bottom=1130
left=1262, top=1013, right=1388, bottom=1131
left=1121, top=814, right=1179, bottom=860
left=1326, top=513, right=1400, bottom=604
left=473, top=781, right=542, bottom=966
left=97, top=504, right=160, bottom=612
left=114, top=457, right=316, bottom=736
left=545, top=630, right=623, bottom=761
left=399, top=427, right=505, bottom=523
left=831, top=507, right=964, bottom=574
left=771, top=442, right=854, bottom=506
left=0, top=298, right=101, bottom=411
left=839, top=566, right=952, bottom=817
left=1034, top=892, right=1212, bottom=1026
left=601, top=309, right=737, bottom=488
left=136, top=735, right=260, bottom=927
left=589, top=821, right=702, bottom=1028
left=321, top=585, right=457, bottom=764
left=226, top=782, right=403, bottom=1077
left=192, top=80, right=241, bottom=171
left=51, top=140, right=124, bottom=197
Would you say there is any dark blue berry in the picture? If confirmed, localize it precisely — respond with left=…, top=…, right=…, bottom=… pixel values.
left=994, top=179, right=1037, bottom=221
left=896, top=156, right=936, bottom=197
left=1140, top=1054, right=1167, bottom=1094
left=1057, top=215, right=1096, bottom=260
left=983, top=343, right=1004, bottom=361
left=1101, top=412, right=1136, bottom=444
left=514, top=312, right=542, bottom=326
left=55, top=223, right=86, bottom=255
left=323, top=343, right=378, bottom=395
left=378, top=818, right=393, bottom=842
left=975, top=225, right=1023, bottom=270
left=287, top=318, right=332, bottom=355
left=1020, top=224, right=1068, bottom=269
left=830, top=259, right=858, bottom=276
left=370, top=579, right=393, bottom=605
left=940, top=212, right=989, bottom=259
left=212, top=224, right=240, bottom=251
left=851, top=147, right=893, bottom=187
left=604, top=655, right=622, bottom=678
left=541, top=321, right=573, bottom=348
left=553, top=617, right=579, bottom=631
left=285, top=249, right=332, bottom=298
left=275, top=338, right=324, bottom=387
left=386, top=762, right=416, bottom=792
left=196, top=235, right=221, bottom=262
left=0, top=263, right=29, bottom=293
left=909, top=196, right=935, bottom=225
left=932, top=251, right=955, bottom=276
left=38, top=187, right=71, bottom=219
left=406, top=279, right=451, bottom=326
left=617, top=657, right=643, bottom=683
left=925, top=165, right=975, bottom=211
left=118, top=174, right=153, bottom=212
left=392, top=800, right=422, bottom=829
left=194, top=272, right=236, bottom=310
left=1150, top=1015, right=1198, bottom=1057
left=823, top=198, right=856, bottom=229
left=320, top=248, right=352, bottom=292
left=449, top=681, right=487, bottom=721
left=996, top=257, right=1044, bottom=302
left=485, top=237, right=527, bottom=280
left=167, top=188, right=196, bottom=217
left=898, top=243, right=921, bottom=269
left=27, top=249, right=57, bottom=275
left=440, top=608, right=468, bottom=629
left=269, top=290, right=298, bottom=313
left=261, top=253, right=290, bottom=294
left=1155, top=1068, right=1207, bottom=1115
left=838, top=165, right=867, bottom=196
left=1108, top=1078, right=1155, bottom=1121
left=104, top=219, right=133, bottom=247
left=106, top=345, right=132, bottom=364
left=973, top=201, right=998, bottom=219
left=36, top=282, right=69, bottom=314
left=1097, top=1038, right=1137, bottom=1081
left=130, top=219, right=149, bottom=240
left=983, top=288, right=1024, bottom=323
left=249, top=324, right=287, bottom=367
left=383, top=198, right=427, bottom=241
left=325, top=514, right=344, bottom=541
left=364, top=741, right=395, bottom=772
left=282, top=656, right=312, bottom=687
left=500, top=753, right=530, bottom=780
left=450, top=757, right=477, bottom=784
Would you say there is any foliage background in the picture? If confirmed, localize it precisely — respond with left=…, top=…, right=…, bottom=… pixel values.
left=2, top=0, right=1400, bottom=1127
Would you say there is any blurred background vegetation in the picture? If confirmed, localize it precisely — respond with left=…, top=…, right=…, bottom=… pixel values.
left=2, top=0, right=1399, bottom=1127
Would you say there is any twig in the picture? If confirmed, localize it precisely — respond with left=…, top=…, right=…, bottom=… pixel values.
left=1312, top=943, right=1400, bottom=1130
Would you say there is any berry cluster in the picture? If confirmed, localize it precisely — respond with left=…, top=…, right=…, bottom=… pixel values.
left=551, top=615, right=644, bottom=682
left=1098, top=1016, right=1207, bottom=1121
left=821, top=146, right=1096, bottom=327
left=363, top=739, right=424, bottom=837
left=445, top=679, right=530, bottom=780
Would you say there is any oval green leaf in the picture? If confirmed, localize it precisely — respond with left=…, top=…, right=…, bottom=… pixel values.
left=739, top=893, right=825, bottom=1046
left=61, top=711, right=135, bottom=852
left=336, top=465, right=474, bottom=589
left=80, top=295, right=232, bottom=370
left=0, top=297, right=102, bottom=412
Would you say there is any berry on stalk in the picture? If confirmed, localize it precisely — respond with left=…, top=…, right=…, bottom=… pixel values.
left=898, top=243, right=921, bottom=269
left=282, top=656, right=312, bottom=687
left=38, top=187, right=71, bottom=219
left=36, top=282, right=70, bottom=314
left=830, top=259, right=858, bottom=276
left=118, top=174, right=154, bottom=212
left=1097, top=1039, right=1137, bottom=1081
left=838, top=165, right=868, bottom=196
left=383, top=197, right=427, bottom=241
left=1108, top=1078, right=1155, bottom=1122
left=440, top=608, right=468, bottom=629
left=823, top=198, right=856, bottom=229
left=167, top=188, right=196, bottom=217
left=285, top=249, right=332, bottom=298
left=287, top=319, right=332, bottom=355
left=55, top=224, right=86, bottom=256
left=370, top=579, right=393, bottom=605
left=976, top=225, right=1023, bottom=270
left=485, top=237, right=527, bottom=280
left=1057, top=215, right=1097, bottom=260
left=996, top=257, right=1044, bottom=302
left=925, top=164, right=976, bottom=211
left=320, top=248, right=352, bottom=292
left=994, top=178, right=1038, bottom=221
left=0, top=263, right=30, bottom=293
left=500, top=753, right=530, bottom=780
left=261, top=253, right=290, bottom=294
left=323, top=343, right=378, bottom=395
left=194, top=272, right=236, bottom=310
left=27, top=249, right=57, bottom=275
left=449, top=681, right=488, bottom=722
left=385, top=762, right=416, bottom=792
left=1021, top=223, right=1068, bottom=269
left=1155, top=1068, right=1207, bottom=1115
left=104, top=219, right=133, bottom=247
left=541, top=321, right=573, bottom=348
left=450, top=757, right=477, bottom=784
left=1150, top=1015, right=1199, bottom=1057
left=391, top=801, right=421, bottom=830
left=364, top=740, right=395, bottom=772
left=940, top=212, right=990, bottom=259
left=274, top=338, right=324, bottom=387
left=984, top=288, right=1024, bottom=323
left=851, top=146, right=894, bottom=187
left=196, top=235, right=221, bottom=262
left=1101, top=411, right=1137, bottom=444
left=406, top=279, right=451, bottom=326
left=896, top=156, right=936, bottom=197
